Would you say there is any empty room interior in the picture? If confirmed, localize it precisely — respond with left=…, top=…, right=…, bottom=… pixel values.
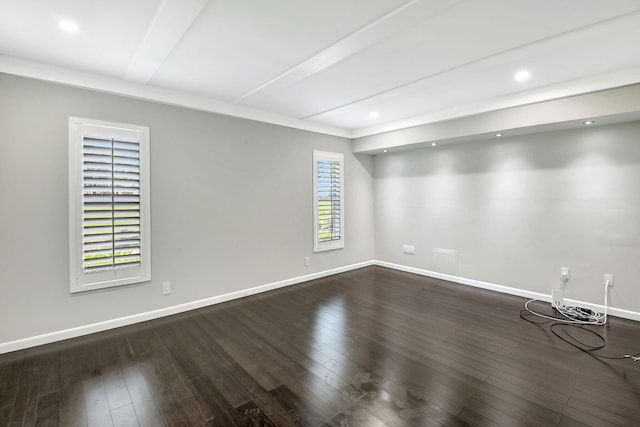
left=2, top=1, right=640, bottom=426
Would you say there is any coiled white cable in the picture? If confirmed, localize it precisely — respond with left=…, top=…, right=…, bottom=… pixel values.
left=524, top=279, right=611, bottom=325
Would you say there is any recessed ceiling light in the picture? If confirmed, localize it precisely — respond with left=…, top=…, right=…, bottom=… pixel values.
left=583, top=120, right=595, bottom=125
left=514, top=70, right=530, bottom=82
left=369, top=111, right=380, bottom=119
left=59, top=20, right=79, bottom=32
left=383, top=149, right=388, bottom=153
left=431, top=142, right=437, bottom=147
left=495, top=133, right=503, bottom=137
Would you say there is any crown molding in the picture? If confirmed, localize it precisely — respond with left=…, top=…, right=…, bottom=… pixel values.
left=0, top=55, right=352, bottom=139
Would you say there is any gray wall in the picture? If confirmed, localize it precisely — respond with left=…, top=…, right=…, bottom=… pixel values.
left=2, top=72, right=639, bottom=345
left=373, top=122, right=640, bottom=311
left=0, top=74, right=375, bottom=343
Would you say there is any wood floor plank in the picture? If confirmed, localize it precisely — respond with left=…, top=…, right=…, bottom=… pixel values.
left=0, top=404, right=13, bottom=426
left=58, top=341, right=100, bottom=402
left=234, top=400, right=276, bottom=426
left=163, top=314, right=262, bottom=412
left=301, top=358, right=365, bottom=407
left=323, top=408, right=388, bottom=427
left=35, top=391, right=60, bottom=427
left=110, top=404, right=139, bottom=427
left=189, top=374, right=242, bottom=426
left=322, top=358, right=385, bottom=395
left=2, top=266, right=640, bottom=426
left=120, top=365, right=165, bottom=427
left=469, top=377, right=564, bottom=425
left=247, top=387, right=305, bottom=427
left=181, top=316, right=236, bottom=368
left=0, top=351, right=25, bottom=409
left=104, top=372, right=132, bottom=411
left=560, top=404, right=622, bottom=427
left=155, top=382, right=210, bottom=427
left=455, top=405, right=501, bottom=427
left=7, top=382, right=38, bottom=426
left=351, top=384, right=429, bottom=427
left=60, top=393, right=87, bottom=427
left=379, top=378, right=470, bottom=426
left=34, top=346, right=63, bottom=398
left=566, top=394, right=639, bottom=427
left=217, top=309, right=308, bottom=381
left=83, top=377, right=113, bottom=427
left=157, top=323, right=207, bottom=381
left=120, top=329, right=152, bottom=364
left=485, top=371, right=571, bottom=406
left=140, top=330, right=189, bottom=393
left=559, top=413, right=593, bottom=427
left=145, top=385, right=187, bottom=427
left=221, top=363, right=263, bottom=407
left=197, top=315, right=281, bottom=391
left=225, top=307, right=311, bottom=376
left=268, top=384, right=326, bottom=426
left=457, top=394, right=540, bottom=427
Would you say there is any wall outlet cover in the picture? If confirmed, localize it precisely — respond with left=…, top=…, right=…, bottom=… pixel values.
left=402, top=244, right=416, bottom=255
left=162, top=282, right=171, bottom=295
left=604, top=274, right=614, bottom=287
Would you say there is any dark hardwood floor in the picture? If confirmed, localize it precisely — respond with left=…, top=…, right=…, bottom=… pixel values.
left=1, top=266, right=640, bottom=426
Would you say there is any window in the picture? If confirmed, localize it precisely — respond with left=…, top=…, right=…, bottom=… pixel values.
left=68, top=117, right=151, bottom=293
left=313, top=150, right=344, bottom=252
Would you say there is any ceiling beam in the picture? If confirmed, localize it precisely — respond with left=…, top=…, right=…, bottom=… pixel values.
left=230, top=0, right=462, bottom=106
left=124, top=0, right=209, bottom=84
left=310, top=9, right=640, bottom=133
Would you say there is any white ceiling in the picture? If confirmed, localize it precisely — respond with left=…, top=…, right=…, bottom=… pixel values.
left=1, top=0, right=640, bottom=138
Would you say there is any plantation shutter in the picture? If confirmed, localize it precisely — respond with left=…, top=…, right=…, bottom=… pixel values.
left=82, top=135, right=142, bottom=272
left=70, top=117, right=150, bottom=293
left=316, top=159, right=341, bottom=242
left=313, top=151, right=344, bottom=252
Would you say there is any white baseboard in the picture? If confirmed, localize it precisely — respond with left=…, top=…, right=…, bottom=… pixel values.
left=375, top=260, right=640, bottom=323
left=0, top=260, right=374, bottom=354
left=3, top=258, right=638, bottom=354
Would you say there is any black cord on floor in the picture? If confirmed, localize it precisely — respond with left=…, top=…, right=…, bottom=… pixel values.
left=550, top=323, right=640, bottom=360
left=520, top=305, right=640, bottom=362
left=519, top=309, right=552, bottom=324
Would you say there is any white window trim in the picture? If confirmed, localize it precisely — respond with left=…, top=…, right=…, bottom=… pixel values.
left=68, top=117, right=151, bottom=293
left=313, top=150, right=344, bottom=252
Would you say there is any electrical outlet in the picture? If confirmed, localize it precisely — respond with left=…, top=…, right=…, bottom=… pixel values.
left=304, top=256, right=310, bottom=267
left=162, top=281, right=171, bottom=295
left=560, top=267, right=569, bottom=282
left=403, top=244, right=416, bottom=255
left=551, top=289, right=564, bottom=308
left=604, top=274, right=614, bottom=287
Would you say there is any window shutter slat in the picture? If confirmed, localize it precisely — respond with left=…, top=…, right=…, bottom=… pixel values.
left=316, top=158, right=342, bottom=243
left=82, top=135, right=142, bottom=272
left=70, top=118, right=150, bottom=292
